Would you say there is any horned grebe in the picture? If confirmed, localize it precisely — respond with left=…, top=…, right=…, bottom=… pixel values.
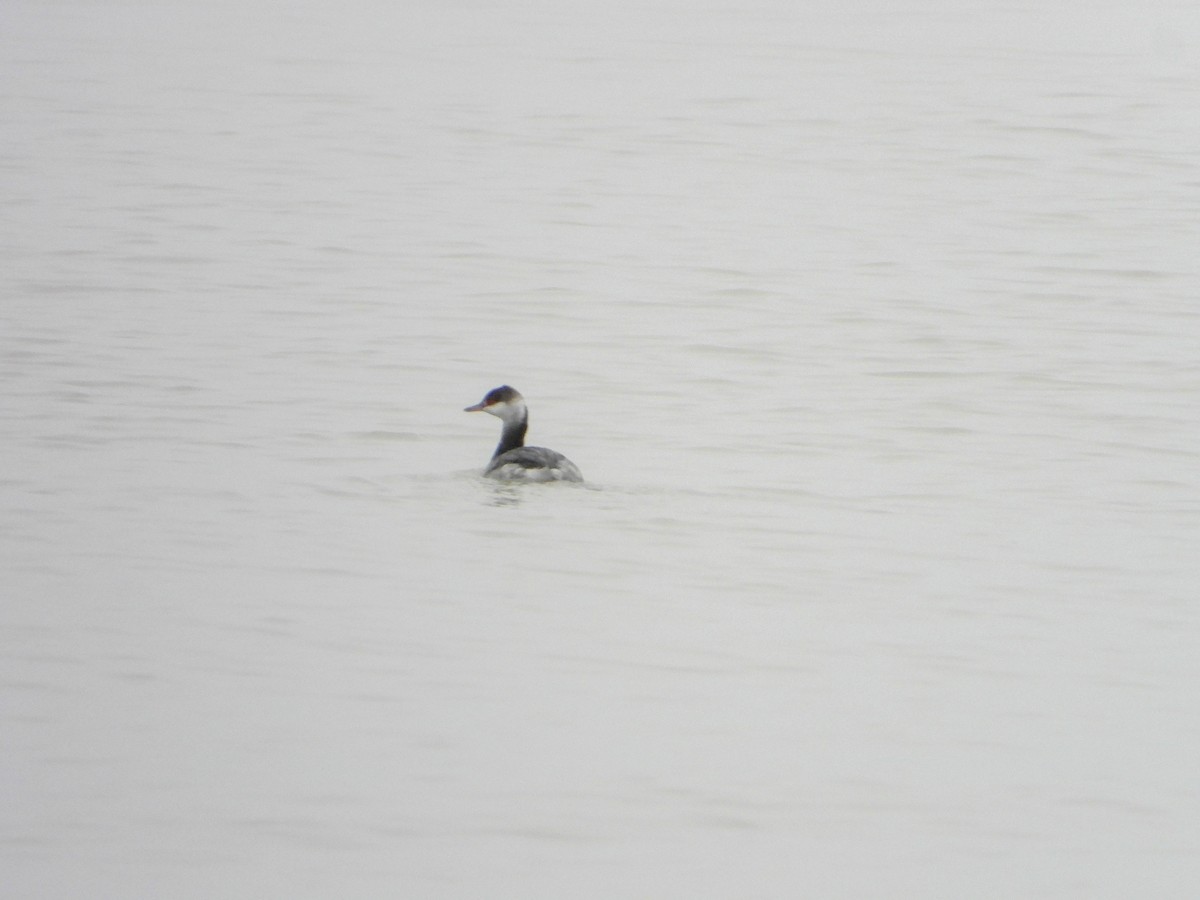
left=464, top=385, right=583, bottom=482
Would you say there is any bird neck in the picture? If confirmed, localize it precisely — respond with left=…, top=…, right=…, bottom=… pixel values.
left=494, top=411, right=528, bottom=458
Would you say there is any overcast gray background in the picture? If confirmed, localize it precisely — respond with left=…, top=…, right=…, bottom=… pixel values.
left=3, top=0, right=1199, bottom=897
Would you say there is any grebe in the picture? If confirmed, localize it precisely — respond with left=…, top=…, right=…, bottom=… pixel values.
left=464, top=385, right=583, bottom=483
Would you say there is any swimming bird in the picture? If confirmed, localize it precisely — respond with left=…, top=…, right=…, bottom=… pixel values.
left=464, top=385, right=583, bottom=482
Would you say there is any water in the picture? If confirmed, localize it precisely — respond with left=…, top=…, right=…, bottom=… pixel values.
left=3, top=0, right=1199, bottom=896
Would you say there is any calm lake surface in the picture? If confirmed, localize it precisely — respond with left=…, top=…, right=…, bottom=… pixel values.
left=3, top=1, right=1199, bottom=896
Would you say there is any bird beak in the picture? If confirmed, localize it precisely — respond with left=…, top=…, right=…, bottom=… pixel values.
left=464, top=401, right=488, bottom=412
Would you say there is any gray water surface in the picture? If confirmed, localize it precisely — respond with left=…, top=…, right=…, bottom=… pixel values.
left=3, top=1, right=1200, bottom=897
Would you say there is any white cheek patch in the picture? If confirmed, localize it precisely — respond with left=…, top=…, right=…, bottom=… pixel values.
left=487, top=400, right=525, bottom=423
left=484, top=401, right=513, bottom=420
